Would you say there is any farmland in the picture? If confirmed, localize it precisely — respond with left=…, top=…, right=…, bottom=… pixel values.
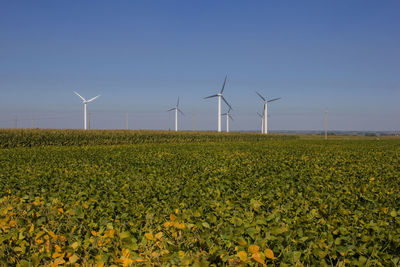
left=0, top=130, right=399, bottom=266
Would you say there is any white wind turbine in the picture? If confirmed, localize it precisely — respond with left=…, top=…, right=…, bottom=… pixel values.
left=222, top=107, right=234, bottom=133
left=255, top=92, right=281, bottom=134
left=74, top=91, right=101, bottom=130
left=204, top=76, right=232, bottom=132
left=167, top=97, right=184, bottom=131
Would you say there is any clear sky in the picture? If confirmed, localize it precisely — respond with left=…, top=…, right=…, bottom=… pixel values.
left=1, top=1, right=399, bottom=131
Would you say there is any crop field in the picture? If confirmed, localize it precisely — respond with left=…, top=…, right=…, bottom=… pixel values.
left=0, top=130, right=399, bottom=266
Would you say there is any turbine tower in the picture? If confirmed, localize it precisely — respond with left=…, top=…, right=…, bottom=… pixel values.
left=167, top=97, right=184, bottom=131
left=204, top=76, right=232, bottom=132
left=74, top=91, right=100, bottom=130
left=222, top=107, right=233, bottom=133
left=256, top=92, right=281, bottom=134
left=258, top=112, right=271, bottom=134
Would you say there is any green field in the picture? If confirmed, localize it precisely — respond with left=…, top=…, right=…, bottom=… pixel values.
left=0, top=130, right=399, bottom=266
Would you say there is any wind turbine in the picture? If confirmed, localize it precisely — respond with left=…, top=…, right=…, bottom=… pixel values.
left=74, top=91, right=101, bottom=130
left=255, top=92, right=281, bottom=134
left=167, top=97, right=184, bottom=131
left=204, top=76, right=232, bottom=132
left=222, top=108, right=234, bottom=133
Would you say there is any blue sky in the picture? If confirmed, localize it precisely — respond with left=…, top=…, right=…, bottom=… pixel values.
left=1, top=1, right=399, bottom=131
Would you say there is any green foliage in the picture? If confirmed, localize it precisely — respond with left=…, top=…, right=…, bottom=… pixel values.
left=0, top=129, right=296, bottom=148
left=0, top=131, right=399, bottom=265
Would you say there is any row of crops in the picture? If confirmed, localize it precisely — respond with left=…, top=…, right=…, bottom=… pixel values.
left=0, top=129, right=297, bottom=148
left=0, top=131, right=399, bottom=265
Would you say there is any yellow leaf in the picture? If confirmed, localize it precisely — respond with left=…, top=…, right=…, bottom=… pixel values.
left=48, top=231, right=57, bottom=240
left=122, top=248, right=131, bottom=258
left=71, top=241, right=79, bottom=249
left=178, top=250, right=185, bottom=259
left=144, top=233, right=154, bottom=240
left=52, top=251, right=65, bottom=259
left=164, top=221, right=173, bottom=227
left=103, top=229, right=115, bottom=238
left=57, top=208, right=64, bottom=213
left=69, top=254, right=79, bottom=264
left=252, top=252, right=265, bottom=264
left=29, top=224, right=34, bottom=233
left=52, top=257, right=65, bottom=267
left=91, top=230, right=97, bottom=236
left=175, top=222, right=185, bottom=229
left=155, top=232, right=163, bottom=240
left=248, top=245, right=260, bottom=254
left=238, top=238, right=247, bottom=246
left=264, top=248, right=274, bottom=259
left=175, top=209, right=179, bottom=214
left=170, top=214, right=177, bottom=221
left=123, top=258, right=134, bottom=266
left=237, top=251, right=247, bottom=262
left=54, top=244, right=62, bottom=252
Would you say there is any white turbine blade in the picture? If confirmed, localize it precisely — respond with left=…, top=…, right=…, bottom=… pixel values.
left=220, top=75, right=227, bottom=94
left=221, top=96, right=232, bottom=110
left=229, top=115, right=234, bottom=121
left=74, top=91, right=86, bottom=102
left=176, top=97, right=180, bottom=107
left=257, top=112, right=263, bottom=118
left=267, top=97, right=281, bottom=103
left=87, top=95, right=101, bottom=103
left=167, top=108, right=175, bottom=112
left=204, top=94, right=219, bottom=99
left=221, top=113, right=227, bottom=116
left=255, top=91, right=266, bottom=102
left=178, top=108, right=185, bottom=116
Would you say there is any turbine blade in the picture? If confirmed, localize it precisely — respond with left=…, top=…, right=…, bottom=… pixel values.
left=229, top=115, right=234, bottom=121
left=87, top=95, right=101, bottom=102
left=167, top=108, right=175, bottom=112
left=221, top=113, right=227, bottom=116
left=204, top=94, right=218, bottom=99
left=176, top=97, right=180, bottom=107
left=255, top=91, right=266, bottom=102
left=221, top=96, right=232, bottom=110
left=220, top=75, right=227, bottom=94
left=257, top=112, right=263, bottom=118
left=267, top=97, right=281, bottom=103
left=178, top=108, right=185, bottom=116
left=74, top=91, right=86, bottom=102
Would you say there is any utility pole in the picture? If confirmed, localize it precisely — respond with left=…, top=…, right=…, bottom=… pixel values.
left=324, top=109, right=328, bottom=140
left=126, top=112, right=129, bottom=130
left=88, top=112, right=91, bottom=130
left=31, top=116, right=34, bottom=128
